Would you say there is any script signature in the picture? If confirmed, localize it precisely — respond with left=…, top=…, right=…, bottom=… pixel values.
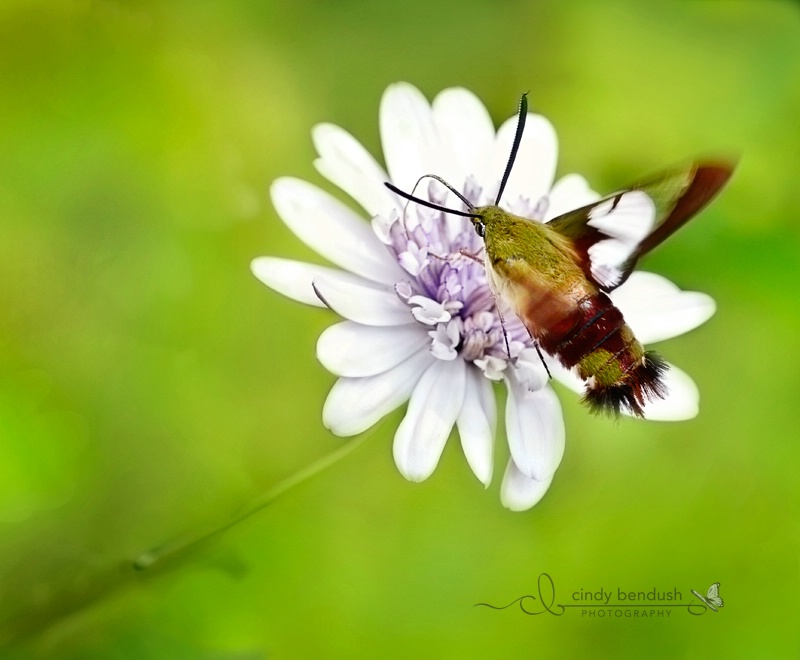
left=474, top=573, right=565, bottom=616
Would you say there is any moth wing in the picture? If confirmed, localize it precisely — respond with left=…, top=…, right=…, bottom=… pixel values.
left=545, top=190, right=656, bottom=290
left=630, top=163, right=734, bottom=260
left=488, top=255, right=543, bottom=310
left=488, top=255, right=569, bottom=340
left=547, top=162, right=735, bottom=291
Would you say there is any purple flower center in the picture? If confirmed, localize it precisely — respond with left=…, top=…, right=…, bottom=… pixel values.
left=382, top=178, right=539, bottom=373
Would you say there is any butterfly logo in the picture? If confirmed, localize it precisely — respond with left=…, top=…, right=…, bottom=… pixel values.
left=691, top=582, right=724, bottom=612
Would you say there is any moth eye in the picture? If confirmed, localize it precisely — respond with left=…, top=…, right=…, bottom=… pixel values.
left=474, top=220, right=485, bottom=238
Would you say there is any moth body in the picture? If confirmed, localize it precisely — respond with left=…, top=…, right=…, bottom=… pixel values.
left=384, top=92, right=734, bottom=418
left=477, top=206, right=664, bottom=416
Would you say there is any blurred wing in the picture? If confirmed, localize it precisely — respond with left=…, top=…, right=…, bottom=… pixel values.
left=545, top=189, right=656, bottom=290
left=630, top=163, right=734, bottom=259
left=487, top=255, right=554, bottom=338
left=547, top=162, right=735, bottom=291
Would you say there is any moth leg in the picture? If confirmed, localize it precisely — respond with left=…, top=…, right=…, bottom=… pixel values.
left=429, top=250, right=471, bottom=265
left=487, top=286, right=548, bottom=375
left=493, top=301, right=513, bottom=360
left=458, top=248, right=484, bottom=266
left=532, top=340, right=553, bottom=380
left=517, top=316, right=553, bottom=380
left=428, top=251, right=454, bottom=263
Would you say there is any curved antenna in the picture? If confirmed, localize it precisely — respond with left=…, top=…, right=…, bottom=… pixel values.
left=393, top=175, right=476, bottom=239
left=414, top=174, right=476, bottom=211
left=494, top=92, right=528, bottom=206
left=384, top=182, right=482, bottom=219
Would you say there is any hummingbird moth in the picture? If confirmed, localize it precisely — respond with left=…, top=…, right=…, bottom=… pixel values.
left=386, top=94, right=734, bottom=417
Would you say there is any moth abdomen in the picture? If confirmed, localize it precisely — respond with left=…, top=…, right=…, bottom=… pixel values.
left=548, top=293, right=624, bottom=366
left=582, top=351, right=668, bottom=417
left=537, top=292, right=668, bottom=417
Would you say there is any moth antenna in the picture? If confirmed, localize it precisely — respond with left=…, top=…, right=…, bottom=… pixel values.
left=494, top=92, right=528, bottom=206
left=414, top=174, right=476, bottom=211
left=397, top=177, right=426, bottom=237
left=397, top=174, right=478, bottom=236
left=384, top=182, right=482, bottom=219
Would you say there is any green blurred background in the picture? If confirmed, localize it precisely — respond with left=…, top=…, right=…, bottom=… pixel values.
left=1, top=0, right=798, bottom=657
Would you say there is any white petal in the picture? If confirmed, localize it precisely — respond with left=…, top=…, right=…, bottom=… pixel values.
left=550, top=355, right=702, bottom=422
left=393, top=358, right=467, bottom=482
left=545, top=173, right=601, bottom=221
left=429, top=322, right=458, bottom=360
left=547, top=357, right=584, bottom=395
left=408, top=295, right=451, bottom=325
left=636, top=362, right=700, bottom=421
left=312, top=123, right=398, bottom=220
left=456, top=369, right=496, bottom=486
left=500, top=459, right=554, bottom=511
left=488, top=112, right=557, bottom=209
left=474, top=355, right=508, bottom=381
left=611, top=271, right=716, bottom=344
left=514, top=348, right=549, bottom=393
left=431, top=87, right=495, bottom=187
left=380, top=83, right=444, bottom=191
left=317, top=321, right=429, bottom=378
left=252, top=257, right=358, bottom=308
left=323, top=348, right=433, bottom=436
left=504, top=372, right=565, bottom=481
left=271, top=177, right=405, bottom=285
left=312, top=272, right=414, bottom=326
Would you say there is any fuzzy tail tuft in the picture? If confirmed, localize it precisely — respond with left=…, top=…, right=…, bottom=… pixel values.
left=582, top=351, right=669, bottom=418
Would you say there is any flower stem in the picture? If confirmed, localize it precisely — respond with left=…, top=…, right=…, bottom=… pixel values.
left=132, top=434, right=370, bottom=571
left=0, top=435, right=374, bottom=649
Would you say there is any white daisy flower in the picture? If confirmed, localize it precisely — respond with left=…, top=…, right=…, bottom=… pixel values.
left=251, top=83, right=716, bottom=511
